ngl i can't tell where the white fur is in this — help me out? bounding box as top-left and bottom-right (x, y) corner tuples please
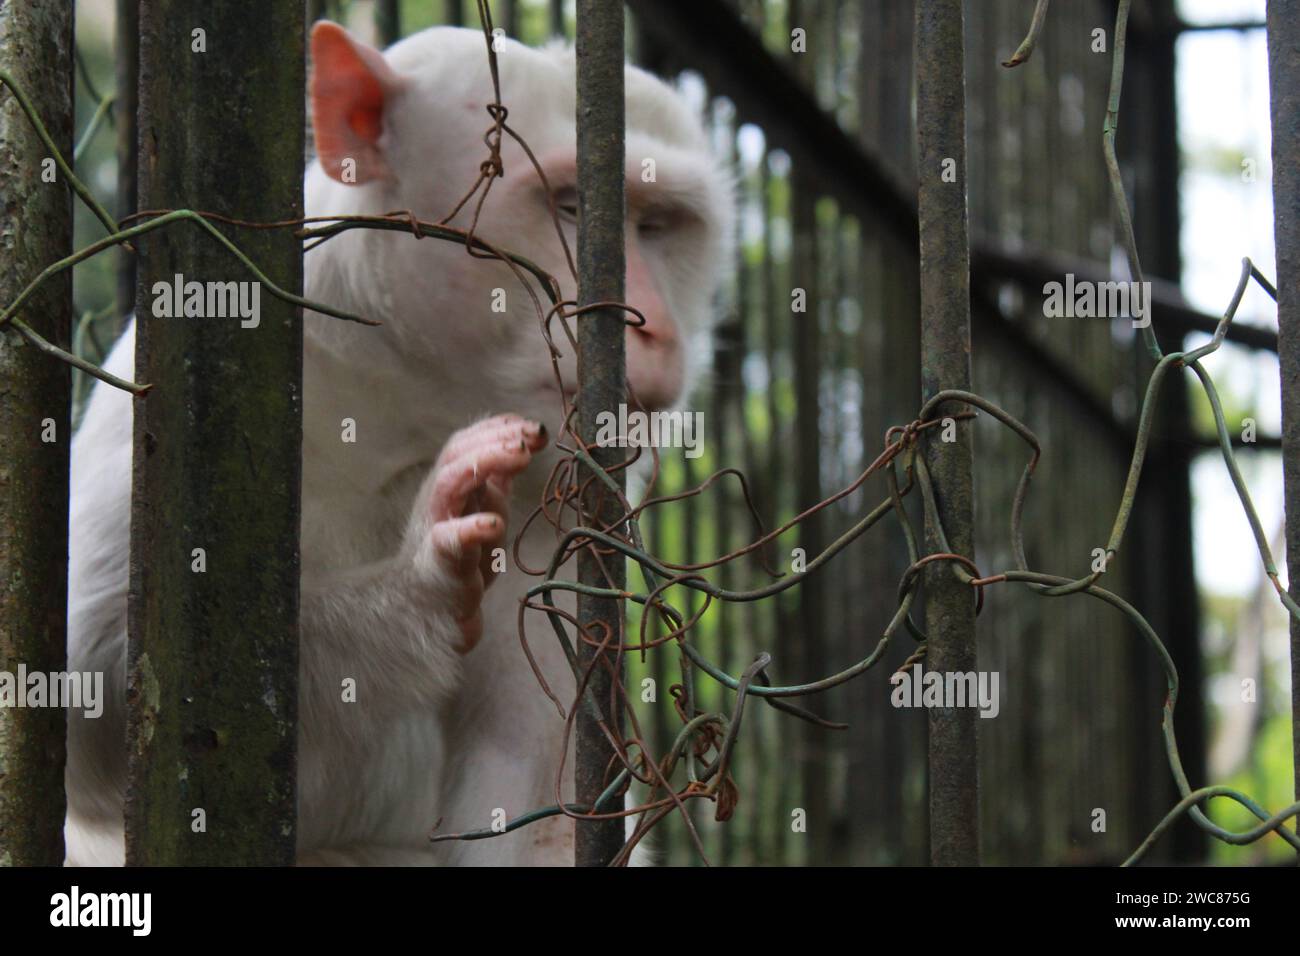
(64, 26), (732, 866)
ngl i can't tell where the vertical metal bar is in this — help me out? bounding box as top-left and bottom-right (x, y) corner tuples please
(785, 0), (825, 869)
(871, 0), (922, 864)
(1266, 0), (1300, 840)
(1131, 0), (1205, 860)
(678, 449), (704, 860)
(574, 0), (626, 867)
(732, 132), (765, 864)
(791, 174), (827, 864)
(760, 153), (789, 863)
(115, 0), (138, 325)
(712, 104), (737, 866)
(126, 0), (302, 865)
(914, 0), (979, 867)
(0, 0), (74, 867)
(376, 0), (401, 45)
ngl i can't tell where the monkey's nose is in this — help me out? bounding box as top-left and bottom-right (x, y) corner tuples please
(628, 307), (678, 351)
(626, 327), (683, 412)
(624, 240), (677, 350)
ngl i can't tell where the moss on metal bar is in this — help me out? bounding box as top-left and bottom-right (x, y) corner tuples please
(0, 0), (73, 868)
(124, 0), (303, 865)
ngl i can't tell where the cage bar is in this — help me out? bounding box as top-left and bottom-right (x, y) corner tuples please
(914, 0), (980, 866)
(0, 0), (74, 868)
(1265, 0), (1300, 846)
(573, 0), (628, 867)
(125, 0), (303, 865)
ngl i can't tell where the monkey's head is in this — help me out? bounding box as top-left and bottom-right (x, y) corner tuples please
(305, 22), (734, 440)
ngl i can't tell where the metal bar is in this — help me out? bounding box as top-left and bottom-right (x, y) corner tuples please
(115, 0), (138, 324)
(1266, 0), (1300, 850)
(0, 0), (74, 867)
(915, 0), (979, 867)
(1173, 20), (1267, 33)
(759, 153), (791, 864)
(574, 0), (627, 868)
(376, 0), (401, 45)
(126, 0), (302, 865)
(790, 171), (828, 863)
(1131, 0), (1206, 860)
(972, 244), (1280, 354)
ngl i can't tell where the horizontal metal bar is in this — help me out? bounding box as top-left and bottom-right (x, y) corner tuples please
(1173, 20), (1266, 33)
(1190, 434), (1282, 450)
(973, 242), (1280, 354)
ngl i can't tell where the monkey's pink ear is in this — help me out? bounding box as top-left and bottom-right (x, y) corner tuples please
(310, 21), (405, 184)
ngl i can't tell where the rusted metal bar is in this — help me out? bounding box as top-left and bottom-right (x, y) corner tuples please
(1266, 0), (1300, 848)
(915, 0), (979, 867)
(574, 0), (627, 867)
(126, 0), (302, 864)
(0, 0), (74, 867)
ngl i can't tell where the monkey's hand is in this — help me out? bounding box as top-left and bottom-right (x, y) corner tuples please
(402, 414), (548, 653)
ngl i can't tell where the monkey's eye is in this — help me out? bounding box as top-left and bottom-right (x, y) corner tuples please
(638, 212), (668, 238)
(550, 187), (578, 223)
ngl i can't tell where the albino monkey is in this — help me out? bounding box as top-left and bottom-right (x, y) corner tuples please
(64, 24), (733, 865)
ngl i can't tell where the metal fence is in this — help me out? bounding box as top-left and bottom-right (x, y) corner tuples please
(334, 0), (1289, 866)
(0, 0), (1295, 867)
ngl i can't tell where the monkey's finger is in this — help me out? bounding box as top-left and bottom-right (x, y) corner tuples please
(480, 479), (513, 527)
(437, 415), (545, 467)
(439, 424), (547, 478)
(431, 442), (537, 521)
(437, 416), (525, 466)
(431, 513), (504, 577)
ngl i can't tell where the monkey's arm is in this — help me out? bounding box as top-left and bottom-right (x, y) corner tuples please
(294, 414), (547, 816)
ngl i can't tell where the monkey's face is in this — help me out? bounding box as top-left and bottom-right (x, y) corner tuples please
(481, 131), (730, 418)
(309, 24), (734, 434)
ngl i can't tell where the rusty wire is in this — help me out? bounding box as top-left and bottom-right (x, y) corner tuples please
(2, 1), (1298, 866)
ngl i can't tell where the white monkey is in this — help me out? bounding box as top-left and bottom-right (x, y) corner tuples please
(64, 24), (733, 865)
